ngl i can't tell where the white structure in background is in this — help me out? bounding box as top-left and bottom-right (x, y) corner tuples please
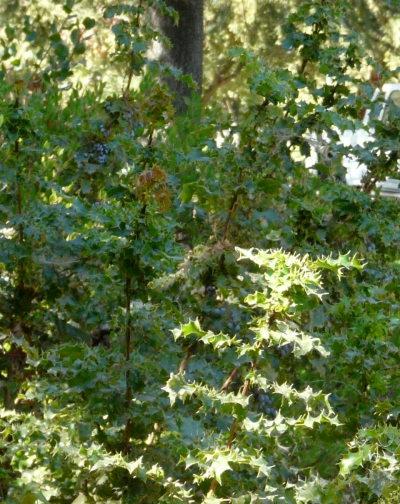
(307, 83), (400, 198)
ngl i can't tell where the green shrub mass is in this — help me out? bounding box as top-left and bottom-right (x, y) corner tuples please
(1, 1), (400, 502)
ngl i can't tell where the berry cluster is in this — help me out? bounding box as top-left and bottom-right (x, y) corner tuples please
(89, 142), (110, 165)
(75, 141), (110, 168)
(254, 391), (277, 418)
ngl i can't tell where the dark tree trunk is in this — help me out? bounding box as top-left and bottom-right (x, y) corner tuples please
(155, 0), (204, 113)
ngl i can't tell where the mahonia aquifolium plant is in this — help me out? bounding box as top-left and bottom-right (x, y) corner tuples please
(163, 248), (362, 502)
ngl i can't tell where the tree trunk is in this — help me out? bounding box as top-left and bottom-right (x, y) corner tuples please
(155, 0), (204, 113)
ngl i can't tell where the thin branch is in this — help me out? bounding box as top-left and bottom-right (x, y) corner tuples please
(208, 373), (252, 495)
(220, 366), (239, 392)
(179, 343), (196, 373)
(123, 274), (133, 452)
(203, 62), (244, 104)
(297, 57), (308, 77)
(221, 190), (240, 242)
(123, 0), (142, 96)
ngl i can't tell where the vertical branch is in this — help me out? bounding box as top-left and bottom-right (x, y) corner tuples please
(122, 203), (146, 451)
(208, 369), (252, 495)
(12, 96), (31, 315)
(221, 166), (244, 243)
(15, 141), (23, 242)
(14, 132), (25, 294)
(296, 21), (323, 78)
(124, 67), (135, 97)
(125, 274), (132, 406)
(123, 274), (133, 451)
(221, 190), (240, 243)
(124, 0), (142, 96)
(179, 342), (196, 373)
(5, 112), (29, 407)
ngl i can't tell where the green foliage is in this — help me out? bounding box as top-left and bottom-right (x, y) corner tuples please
(163, 248), (351, 501)
(1, 0), (400, 502)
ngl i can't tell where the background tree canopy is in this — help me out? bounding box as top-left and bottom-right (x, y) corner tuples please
(1, 0), (400, 503)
